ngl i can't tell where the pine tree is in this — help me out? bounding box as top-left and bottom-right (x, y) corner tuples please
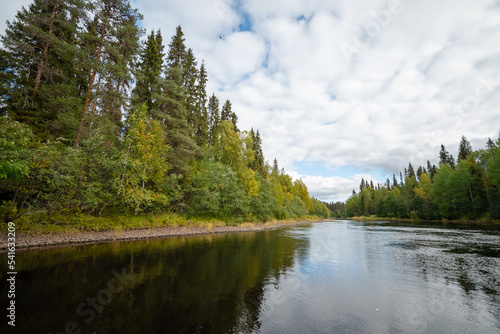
(221, 99), (230, 121)
(74, 0), (143, 148)
(250, 128), (266, 177)
(166, 25), (186, 69)
(132, 30), (164, 115)
(194, 61), (209, 145)
(207, 93), (220, 145)
(457, 135), (472, 162)
(273, 158), (279, 172)
(486, 138), (496, 149)
(407, 163), (415, 179)
(162, 66), (197, 174)
(183, 48), (198, 134)
(220, 99), (238, 131)
(393, 174), (398, 188)
(416, 166), (425, 180)
(439, 144), (455, 169)
(2, 0), (88, 139)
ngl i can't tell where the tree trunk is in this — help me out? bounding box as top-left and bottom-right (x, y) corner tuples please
(73, 4), (110, 148)
(32, 4), (57, 98)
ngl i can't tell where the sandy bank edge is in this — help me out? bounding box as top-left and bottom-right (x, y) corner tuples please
(0, 220), (321, 252)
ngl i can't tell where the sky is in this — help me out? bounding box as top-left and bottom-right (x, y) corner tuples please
(2, 0), (500, 202)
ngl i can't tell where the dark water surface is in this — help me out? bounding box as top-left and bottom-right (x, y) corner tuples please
(1, 220), (500, 333)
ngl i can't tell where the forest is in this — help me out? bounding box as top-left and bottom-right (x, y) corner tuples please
(0, 0), (331, 224)
(346, 135), (500, 221)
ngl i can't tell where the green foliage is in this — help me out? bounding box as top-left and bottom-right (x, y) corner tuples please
(311, 198), (330, 218)
(187, 160), (249, 221)
(0, 117), (34, 180)
(133, 30), (165, 113)
(249, 176), (278, 221)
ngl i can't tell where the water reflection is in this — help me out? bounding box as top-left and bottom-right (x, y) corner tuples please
(0, 220), (499, 333)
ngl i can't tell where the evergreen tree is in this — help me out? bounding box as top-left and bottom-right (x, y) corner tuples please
(486, 138), (496, 149)
(166, 25), (186, 69)
(74, 0), (143, 147)
(457, 135), (472, 162)
(162, 66), (197, 174)
(427, 160), (437, 182)
(439, 144), (455, 169)
(273, 158), (279, 172)
(416, 166), (425, 180)
(220, 99), (238, 131)
(207, 93), (220, 145)
(250, 128), (266, 177)
(407, 163), (415, 179)
(183, 48), (198, 134)
(132, 29), (164, 115)
(194, 61), (208, 145)
(393, 174), (398, 188)
(2, 0), (88, 139)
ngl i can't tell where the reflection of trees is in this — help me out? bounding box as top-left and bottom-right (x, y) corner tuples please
(0, 230), (304, 333)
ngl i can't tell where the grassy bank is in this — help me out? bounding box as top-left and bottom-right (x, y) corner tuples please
(348, 215), (500, 226)
(0, 212), (324, 235)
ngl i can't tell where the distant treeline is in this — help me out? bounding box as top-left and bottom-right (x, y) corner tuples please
(346, 135), (500, 221)
(0, 0), (330, 222)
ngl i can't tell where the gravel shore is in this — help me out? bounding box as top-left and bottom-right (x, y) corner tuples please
(1, 220), (317, 251)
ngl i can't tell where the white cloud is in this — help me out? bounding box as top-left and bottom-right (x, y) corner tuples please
(205, 31), (267, 85)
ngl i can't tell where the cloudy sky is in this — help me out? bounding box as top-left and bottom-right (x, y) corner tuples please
(2, 0), (500, 202)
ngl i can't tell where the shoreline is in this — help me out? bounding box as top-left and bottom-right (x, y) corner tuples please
(348, 216), (500, 226)
(0, 220), (322, 252)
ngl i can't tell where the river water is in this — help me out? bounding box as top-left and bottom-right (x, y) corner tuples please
(1, 220), (499, 333)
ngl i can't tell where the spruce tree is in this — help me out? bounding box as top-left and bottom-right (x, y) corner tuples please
(250, 128), (266, 177)
(166, 25), (186, 69)
(457, 135), (472, 162)
(439, 144), (455, 169)
(133, 30), (164, 115)
(273, 158), (279, 172)
(416, 166), (425, 180)
(486, 138), (496, 149)
(161, 66), (197, 174)
(221, 99), (231, 121)
(407, 163), (415, 179)
(183, 48), (198, 135)
(194, 61), (209, 145)
(221, 99), (238, 131)
(207, 94), (220, 145)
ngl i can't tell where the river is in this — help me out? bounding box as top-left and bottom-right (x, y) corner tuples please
(1, 220), (499, 333)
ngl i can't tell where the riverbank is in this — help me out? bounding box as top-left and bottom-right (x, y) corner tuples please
(349, 216), (500, 226)
(0, 219), (323, 251)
